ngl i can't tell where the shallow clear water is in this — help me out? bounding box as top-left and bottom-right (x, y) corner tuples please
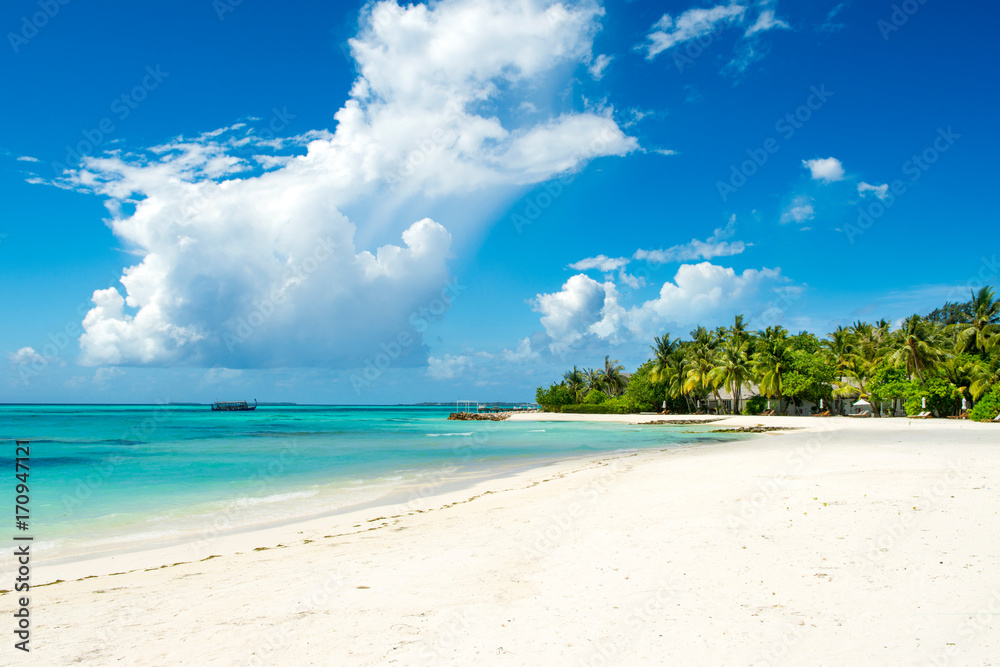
(0, 405), (744, 559)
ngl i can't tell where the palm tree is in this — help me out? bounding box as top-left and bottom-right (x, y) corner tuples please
(970, 355), (1000, 401)
(833, 355), (875, 409)
(822, 326), (853, 414)
(649, 334), (678, 384)
(690, 325), (713, 349)
(663, 343), (693, 412)
(685, 342), (721, 411)
(582, 367), (603, 393)
(562, 366), (585, 403)
(889, 314), (945, 383)
(954, 287), (1000, 355)
(711, 340), (752, 414)
(754, 326), (791, 413)
(850, 320), (891, 362)
(599, 356), (628, 397)
(730, 314), (750, 348)
(940, 356), (975, 411)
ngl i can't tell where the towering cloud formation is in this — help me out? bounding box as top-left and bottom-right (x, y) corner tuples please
(64, 0), (636, 368)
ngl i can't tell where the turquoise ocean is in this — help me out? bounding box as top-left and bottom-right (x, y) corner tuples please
(1, 405), (746, 561)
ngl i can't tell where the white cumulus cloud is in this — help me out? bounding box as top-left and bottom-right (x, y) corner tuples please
(427, 354), (471, 379)
(53, 0), (636, 369)
(803, 157), (845, 182)
(7, 347), (45, 365)
(629, 262), (783, 336)
(502, 337), (540, 363)
(532, 261), (790, 349)
(531, 274), (623, 353)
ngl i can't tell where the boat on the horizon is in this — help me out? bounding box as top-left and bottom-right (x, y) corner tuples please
(211, 399), (257, 412)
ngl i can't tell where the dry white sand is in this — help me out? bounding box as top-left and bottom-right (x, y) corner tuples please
(13, 416), (1000, 665)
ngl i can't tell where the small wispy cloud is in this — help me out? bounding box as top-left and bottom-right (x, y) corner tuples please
(781, 196), (815, 224)
(858, 181), (889, 200)
(635, 215), (746, 263)
(568, 255), (630, 273)
(589, 54), (613, 80)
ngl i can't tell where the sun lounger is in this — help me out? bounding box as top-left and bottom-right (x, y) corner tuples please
(911, 411), (932, 419)
(993, 413), (1000, 422)
(811, 410), (832, 417)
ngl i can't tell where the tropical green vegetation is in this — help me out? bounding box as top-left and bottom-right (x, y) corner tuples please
(535, 286), (1000, 421)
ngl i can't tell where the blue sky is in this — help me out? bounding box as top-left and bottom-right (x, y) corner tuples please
(2, 0), (998, 404)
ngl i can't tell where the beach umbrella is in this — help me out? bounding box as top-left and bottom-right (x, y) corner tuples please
(819, 398), (824, 410)
(962, 397), (967, 411)
(921, 397), (926, 409)
(853, 399), (871, 406)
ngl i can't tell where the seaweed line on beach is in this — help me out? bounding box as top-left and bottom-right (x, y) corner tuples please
(710, 425), (801, 433)
(3, 451), (644, 593)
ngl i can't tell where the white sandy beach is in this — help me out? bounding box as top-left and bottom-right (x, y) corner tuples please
(15, 416), (1000, 665)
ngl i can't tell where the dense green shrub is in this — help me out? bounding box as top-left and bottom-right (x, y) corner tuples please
(558, 404), (620, 414)
(620, 361), (664, 413)
(602, 396), (634, 414)
(535, 383), (573, 411)
(743, 395), (767, 415)
(583, 389), (608, 405)
(969, 385), (1000, 422)
(902, 376), (961, 416)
